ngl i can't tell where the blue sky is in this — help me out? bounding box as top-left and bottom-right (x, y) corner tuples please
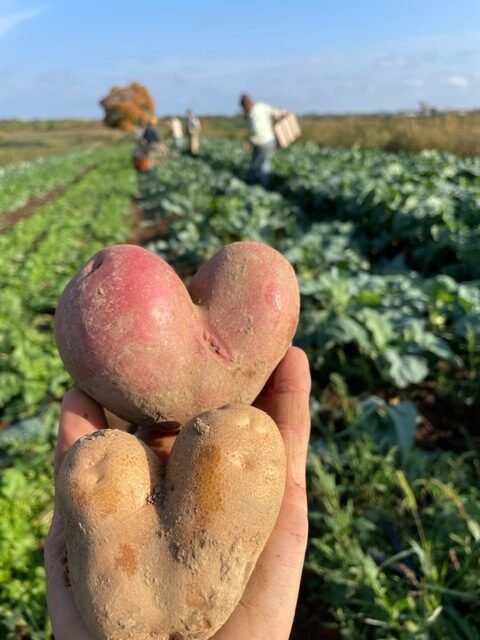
(1, 0), (479, 118)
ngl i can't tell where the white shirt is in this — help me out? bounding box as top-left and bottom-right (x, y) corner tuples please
(246, 102), (284, 146)
(170, 118), (183, 139)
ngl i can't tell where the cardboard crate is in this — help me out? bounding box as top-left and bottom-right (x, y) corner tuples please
(274, 113), (301, 148)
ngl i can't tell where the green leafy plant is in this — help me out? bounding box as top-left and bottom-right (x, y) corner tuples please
(0, 405), (59, 640)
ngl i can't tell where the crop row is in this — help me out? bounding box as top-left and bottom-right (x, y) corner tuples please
(141, 156), (480, 396)
(200, 140), (480, 280)
(0, 147), (118, 215)
(1, 140), (479, 638)
(137, 150), (480, 637)
(0, 145), (135, 422)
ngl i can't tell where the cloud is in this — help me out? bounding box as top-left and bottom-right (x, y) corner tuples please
(446, 75), (469, 88)
(1, 36), (480, 117)
(0, 7), (45, 37)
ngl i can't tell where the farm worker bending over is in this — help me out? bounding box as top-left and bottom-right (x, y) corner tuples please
(185, 109), (202, 156)
(240, 93), (287, 188)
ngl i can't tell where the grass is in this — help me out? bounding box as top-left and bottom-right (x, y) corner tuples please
(302, 388), (480, 639)
(198, 110), (480, 156)
(298, 112), (480, 156)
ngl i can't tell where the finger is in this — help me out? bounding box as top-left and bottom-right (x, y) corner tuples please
(267, 346), (311, 572)
(262, 344), (311, 558)
(55, 388), (107, 474)
(45, 508), (94, 640)
(253, 369), (274, 415)
(48, 390), (107, 639)
(256, 346), (311, 488)
(136, 426), (178, 463)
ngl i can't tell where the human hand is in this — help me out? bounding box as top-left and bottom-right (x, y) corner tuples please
(45, 346), (311, 639)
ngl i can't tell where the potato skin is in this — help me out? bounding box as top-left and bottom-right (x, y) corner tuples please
(57, 405), (286, 640)
(54, 242), (299, 429)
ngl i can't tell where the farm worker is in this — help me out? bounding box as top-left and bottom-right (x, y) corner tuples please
(185, 109), (202, 156)
(142, 115), (161, 146)
(45, 347), (312, 640)
(141, 115), (167, 165)
(240, 93), (287, 187)
(169, 116), (184, 151)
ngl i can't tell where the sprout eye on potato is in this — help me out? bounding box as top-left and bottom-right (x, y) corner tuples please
(54, 241), (300, 430)
(58, 405), (286, 640)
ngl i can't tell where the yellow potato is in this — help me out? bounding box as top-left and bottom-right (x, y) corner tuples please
(57, 405), (286, 640)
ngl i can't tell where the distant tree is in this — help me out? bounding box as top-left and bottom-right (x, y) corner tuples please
(99, 82), (156, 131)
(418, 100), (438, 117)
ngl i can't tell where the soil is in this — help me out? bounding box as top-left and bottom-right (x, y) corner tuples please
(414, 385), (480, 451)
(129, 200), (198, 283)
(291, 613), (339, 640)
(129, 201), (170, 246)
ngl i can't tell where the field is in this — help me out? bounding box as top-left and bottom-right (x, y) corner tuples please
(201, 110), (480, 156)
(1, 129), (479, 639)
(2, 110), (479, 169)
(0, 120), (125, 166)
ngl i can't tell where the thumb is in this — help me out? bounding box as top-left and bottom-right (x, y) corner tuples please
(255, 346), (311, 488)
(55, 388), (107, 474)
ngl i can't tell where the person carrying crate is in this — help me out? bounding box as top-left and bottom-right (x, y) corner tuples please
(239, 93), (287, 188)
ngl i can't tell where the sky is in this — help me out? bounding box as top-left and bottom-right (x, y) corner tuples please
(0, 0), (479, 118)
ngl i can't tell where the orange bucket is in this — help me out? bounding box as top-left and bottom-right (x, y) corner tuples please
(134, 156), (152, 171)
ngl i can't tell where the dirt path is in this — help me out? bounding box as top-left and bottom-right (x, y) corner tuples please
(0, 164), (97, 234)
(129, 201), (171, 246)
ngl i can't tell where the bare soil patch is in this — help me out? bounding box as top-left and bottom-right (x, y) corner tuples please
(129, 201), (170, 246)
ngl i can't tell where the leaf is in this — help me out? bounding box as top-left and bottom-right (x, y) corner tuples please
(386, 401), (418, 453)
(455, 312), (480, 338)
(354, 396), (418, 454)
(381, 350), (429, 387)
(357, 308), (393, 352)
(396, 470), (418, 510)
(329, 315), (373, 353)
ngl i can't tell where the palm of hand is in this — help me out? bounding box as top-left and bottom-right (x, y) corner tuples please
(45, 347), (311, 640)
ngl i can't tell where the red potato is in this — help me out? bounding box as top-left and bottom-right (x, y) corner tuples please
(55, 242), (299, 429)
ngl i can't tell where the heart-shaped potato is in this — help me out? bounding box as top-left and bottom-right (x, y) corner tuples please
(57, 405), (286, 640)
(54, 242), (299, 429)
